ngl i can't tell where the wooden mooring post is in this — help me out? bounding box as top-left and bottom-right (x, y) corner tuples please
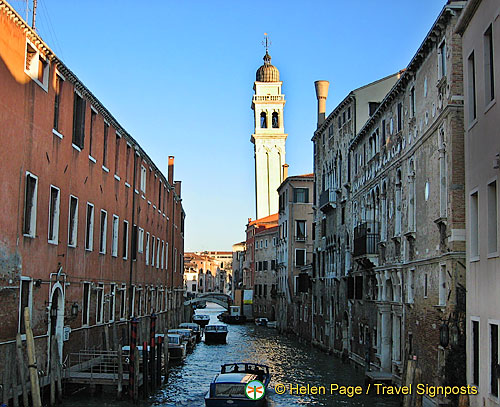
(50, 336), (56, 406)
(24, 307), (42, 407)
(3, 349), (11, 406)
(150, 314), (156, 392)
(133, 347), (139, 403)
(117, 345), (123, 400)
(142, 341), (148, 399)
(156, 336), (162, 387)
(16, 334), (29, 407)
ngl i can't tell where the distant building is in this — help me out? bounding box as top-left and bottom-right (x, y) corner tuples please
(253, 225), (278, 320)
(183, 251), (232, 296)
(456, 1), (500, 404)
(231, 241), (246, 292)
(276, 173), (314, 339)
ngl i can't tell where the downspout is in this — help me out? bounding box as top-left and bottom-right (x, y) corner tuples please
(128, 147), (138, 319)
(170, 187), (176, 328)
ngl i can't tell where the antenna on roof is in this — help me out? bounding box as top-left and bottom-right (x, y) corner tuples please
(262, 33), (271, 52)
(32, 0), (37, 30)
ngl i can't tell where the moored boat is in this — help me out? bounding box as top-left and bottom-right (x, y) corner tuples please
(204, 324), (228, 344)
(218, 306), (247, 324)
(193, 314), (210, 328)
(205, 363), (271, 406)
(255, 317), (268, 326)
(167, 333), (187, 362)
(168, 328), (196, 351)
(179, 322), (202, 343)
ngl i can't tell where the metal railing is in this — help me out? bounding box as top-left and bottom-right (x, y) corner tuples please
(353, 222), (380, 257)
(319, 189), (337, 211)
(253, 95), (285, 102)
(67, 350), (127, 380)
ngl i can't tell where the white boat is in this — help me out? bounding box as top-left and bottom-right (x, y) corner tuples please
(204, 325), (228, 344)
(167, 333), (187, 362)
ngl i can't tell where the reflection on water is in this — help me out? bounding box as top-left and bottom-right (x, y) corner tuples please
(65, 303), (400, 406)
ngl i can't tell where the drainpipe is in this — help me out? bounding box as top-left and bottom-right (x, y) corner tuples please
(128, 147), (138, 320)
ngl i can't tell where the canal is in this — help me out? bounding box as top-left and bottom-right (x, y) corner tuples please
(65, 303), (400, 406)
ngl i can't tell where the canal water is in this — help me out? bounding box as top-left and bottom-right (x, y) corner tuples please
(65, 303), (400, 406)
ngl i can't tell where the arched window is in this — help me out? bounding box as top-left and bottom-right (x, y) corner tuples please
(260, 112), (267, 128)
(272, 112), (279, 128)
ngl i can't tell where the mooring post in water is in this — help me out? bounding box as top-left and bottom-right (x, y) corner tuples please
(142, 341), (148, 399)
(117, 345), (123, 400)
(50, 336), (56, 406)
(3, 349), (11, 407)
(16, 334), (29, 407)
(150, 313), (156, 392)
(133, 347), (139, 403)
(129, 318), (138, 400)
(163, 335), (169, 380)
(156, 336), (162, 386)
(24, 307), (42, 407)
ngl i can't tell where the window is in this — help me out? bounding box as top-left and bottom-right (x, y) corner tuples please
(410, 87), (416, 118)
(140, 165), (147, 193)
(296, 220), (306, 240)
(82, 282), (91, 326)
(138, 228), (144, 253)
(158, 181), (162, 209)
(85, 203), (94, 251)
(53, 74), (63, 133)
(488, 181), (498, 254)
(424, 273), (428, 298)
(438, 265), (446, 306)
(485, 25), (495, 103)
(491, 323), (499, 397)
(397, 102), (402, 132)
(296, 248), (306, 266)
(338, 115), (342, 128)
(96, 283), (104, 324)
(161, 240), (165, 269)
(25, 40), (49, 89)
(72, 92), (85, 149)
(468, 52), (477, 122)
(115, 134), (121, 175)
(470, 191), (479, 258)
(122, 220), (129, 260)
(103, 123), (109, 168)
(111, 215), (119, 257)
(355, 276), (363, 300)
(126, 145), (131, 182)
(439, 41), (447, 79)
(293, 188), (309, 203)
(151, 236), (156, 267)
(272, 112), (279, 128)
(260, 112), (267, 128)
(89, 109), (96, 158)
(18, 278), (32, 335)
(472, 319), (480, 386)
(99, 210), (107, 254)
(108, 284), (116, 322)
(118, 285), (126, 320)
(23, 172), (38, 237)
(165, 242), (169, 269)
(347, 106), (351, 120)
(48, 186), (60, 244)
(145, 232), (150, 265)
(68, 195), (78, 247)
(131, 224), (137, 261)
(156, 237), (160, 268)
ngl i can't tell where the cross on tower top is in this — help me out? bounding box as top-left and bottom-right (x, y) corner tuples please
(262, 33), (271, 52)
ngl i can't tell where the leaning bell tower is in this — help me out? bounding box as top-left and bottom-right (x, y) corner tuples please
(251, 34), (287, 219)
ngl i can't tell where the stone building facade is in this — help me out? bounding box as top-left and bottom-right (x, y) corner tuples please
(276, 174), (314, 340)
(253, 225), (278, 320)
(0, 0), (186, 389)
(310, 2), (467, 406)
(456, 1), (500, 405)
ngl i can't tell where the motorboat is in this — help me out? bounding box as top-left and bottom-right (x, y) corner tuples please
(218, 306), (247, 324)
(204, 325), (228, 344)
(205, 363), (271, 406)
(166, 334), (186, 362)
(255, 317), (268, 326)
(179, 322), (202, 343)
(193, 314), (211, 328)
(267, 321), (277, 328)
(168, 328), (196, 351)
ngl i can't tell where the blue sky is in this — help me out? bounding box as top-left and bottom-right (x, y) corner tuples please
(11, 0), (447, 251)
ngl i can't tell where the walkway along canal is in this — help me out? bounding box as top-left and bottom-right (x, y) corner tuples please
(64, 303), (399, 406)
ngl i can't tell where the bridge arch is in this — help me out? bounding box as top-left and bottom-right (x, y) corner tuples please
(184, 293), (232, 310)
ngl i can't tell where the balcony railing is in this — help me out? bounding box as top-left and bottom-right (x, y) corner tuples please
(319, 189), (337, 212)
(253, 95), (285, 102)
(353, 222), (380, 257)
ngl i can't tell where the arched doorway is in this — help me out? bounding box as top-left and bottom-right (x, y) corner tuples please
(49, 283), (64, 361)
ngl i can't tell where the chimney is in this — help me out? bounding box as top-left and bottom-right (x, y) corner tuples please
(174, 181), (181, 197)
(314, 80), (330, 128)
(168, 156), (174, 185)
(283, 163), (289, 180)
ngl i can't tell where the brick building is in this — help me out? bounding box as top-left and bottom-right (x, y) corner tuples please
(0, 0), (186, 388)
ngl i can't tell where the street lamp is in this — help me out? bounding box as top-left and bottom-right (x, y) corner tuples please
(71, 302), (79, 317)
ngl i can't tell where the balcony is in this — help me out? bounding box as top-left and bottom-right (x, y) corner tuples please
(319, 189), (337, 212)
(253, 95), (285, 102)
(353, 222), (380, 264)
